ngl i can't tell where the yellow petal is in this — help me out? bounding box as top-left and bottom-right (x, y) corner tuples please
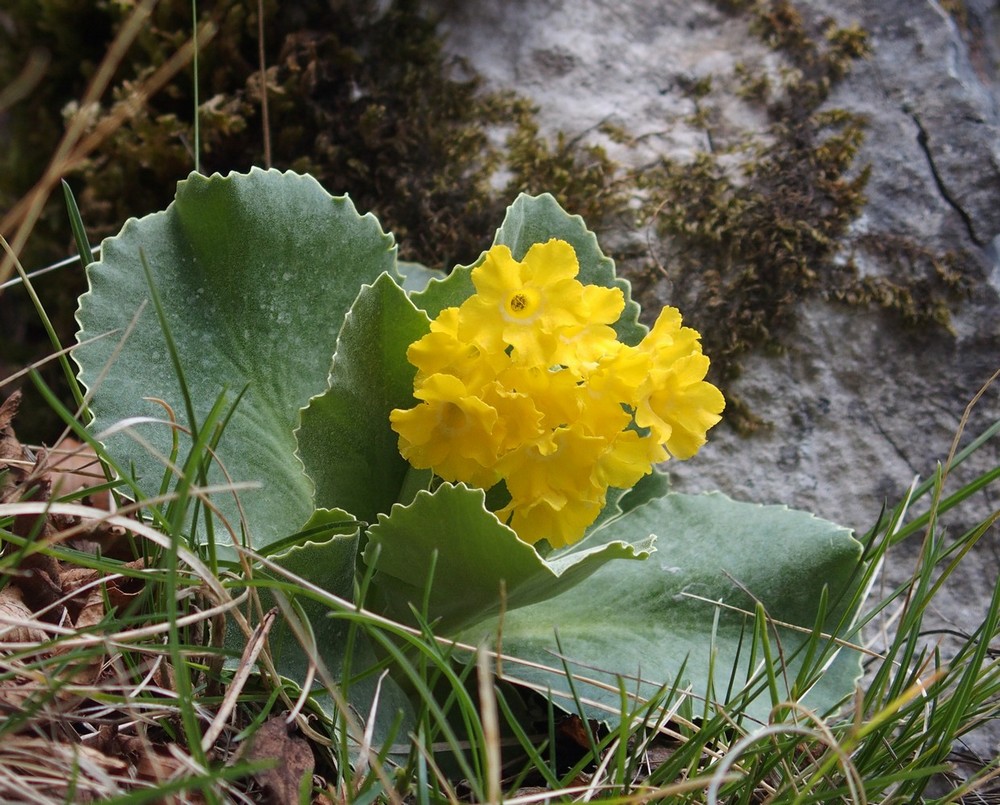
(502, 496), (604, 548)
(521, 238), (581, 285)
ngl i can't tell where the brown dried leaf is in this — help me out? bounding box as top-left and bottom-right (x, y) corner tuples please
(0, 390), (31, 503)
(0, 557), (152, 710)
(0, 673), (41, 711)
(8, 473), (65, 613)
(106, 559), (147, 607)
(0, 389), (22, 432)
(43, 437), (112, 510)
(0, 581), (53, 712)
(40, 438), (133, 556)
(60, 565), (110, 629)
(244, 715), (315, 804)
(556, 714), (601, 749)
(49, 561), (151, 697)
(133, 744), (191, 786)
(644, 737), (681, 768)
(114, 733), (207, 802)
(0, 583), (48, 644)
(70, 577), (108, 633)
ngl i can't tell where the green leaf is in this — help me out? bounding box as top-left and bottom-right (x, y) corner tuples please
(364, 482), (655, 633)
(396, 260), (446, 294)
(411, 193), (645, 346)
(460, 491), (865, 721)
(262, 508), (413, 742)
(262, 509), (361, 675)
(617, 468), (671, 513)
(297, 274), (430, 525)
(589, 469), (671, 533)
(74, 169), (396, 553)
(409, 255), (476, 320)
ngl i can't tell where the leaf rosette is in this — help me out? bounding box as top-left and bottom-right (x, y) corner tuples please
(74, 169), (865, 730)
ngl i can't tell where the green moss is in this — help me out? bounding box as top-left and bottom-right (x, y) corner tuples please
(503, 113), (630, 231)
(832, 235), (970, 329)
(0, 0), (636, 269)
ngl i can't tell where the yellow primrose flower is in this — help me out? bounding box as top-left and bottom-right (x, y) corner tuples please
(497, 426), (663, 546)
(479, 382), (548, 455)
(389, 236), (723, 548)
(631, 306), (725, 459)
(458, 240), (623, 367)
(549, 284), (626, 372)
(634, 351), (725, 459)
(638, 306), (703, 368)
(572, 343), (648, 439)
(496, 364), (582, 440)
(497, 426), (607, 516)
(550, 321), (621, 375)
(595, 429), (667, 490)
(389, 373), (501, 488)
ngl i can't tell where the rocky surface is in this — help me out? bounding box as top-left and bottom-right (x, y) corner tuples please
(428, 0), (1000, 759)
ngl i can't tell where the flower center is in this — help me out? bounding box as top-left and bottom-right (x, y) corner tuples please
(504, 287), (540, 320)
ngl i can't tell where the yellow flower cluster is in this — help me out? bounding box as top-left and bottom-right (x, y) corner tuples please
(390, 239), (725, 548)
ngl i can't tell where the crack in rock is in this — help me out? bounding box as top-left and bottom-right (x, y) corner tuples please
(910, 111), (985, 247)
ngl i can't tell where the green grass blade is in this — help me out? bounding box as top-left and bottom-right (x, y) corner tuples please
(62, 179), (95, 270)
(0, 235), (87, 412)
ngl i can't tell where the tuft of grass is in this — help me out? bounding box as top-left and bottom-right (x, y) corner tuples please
(3, 327), (998, 801)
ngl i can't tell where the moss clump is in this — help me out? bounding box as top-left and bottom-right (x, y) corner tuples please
(634, 0), (967, 431)
(51, 0), (513, 268)
(831, 234), (970, 328)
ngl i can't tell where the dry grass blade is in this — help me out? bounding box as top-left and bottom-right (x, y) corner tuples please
(0, 334), (114, 393)
(0, 735), (131, 803)
(199, 607), (277, 754)
(477, 647), (502, 804)
(0, 501), (227, 600)
(0, 486), (256, 802)
(0, 48), (48, 114)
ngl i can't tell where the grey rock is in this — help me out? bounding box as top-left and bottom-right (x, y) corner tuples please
(428, 0), (1000, 763)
